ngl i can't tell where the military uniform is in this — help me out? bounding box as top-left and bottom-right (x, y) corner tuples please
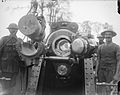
(97, 42), (120, 83)
(96, 42), (120, 95)
(0, 36), (25, 95)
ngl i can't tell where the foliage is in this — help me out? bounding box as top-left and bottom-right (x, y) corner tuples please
(42, 0), (72, 25)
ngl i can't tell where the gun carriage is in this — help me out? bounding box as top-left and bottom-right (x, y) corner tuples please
(17, 11), (99, 95)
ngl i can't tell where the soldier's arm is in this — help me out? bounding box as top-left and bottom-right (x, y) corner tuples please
(113, 45), (120, 81)
(0, 37), (5, 72)
(0, 37), (5, 50)
(16, 37), (23, 51)
(95, 45), (101, 77)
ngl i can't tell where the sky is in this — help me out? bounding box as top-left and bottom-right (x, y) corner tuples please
(69, 0), (120, 45)
(0, 0), (120, 45)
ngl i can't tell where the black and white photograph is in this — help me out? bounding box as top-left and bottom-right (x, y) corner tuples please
(0, 0), (120, 95)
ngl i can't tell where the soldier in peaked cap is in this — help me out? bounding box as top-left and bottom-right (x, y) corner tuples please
(0, 23), (26, 95)
(96, 29), (120, 95)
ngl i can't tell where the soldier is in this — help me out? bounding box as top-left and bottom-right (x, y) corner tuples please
(96, 29), (120, 95)
(0, 23), (25, 95)
(93, 34), (104, 71)
(97, 34), (104, 45)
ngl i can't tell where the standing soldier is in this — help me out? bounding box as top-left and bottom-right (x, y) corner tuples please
(94, 34), (104, 72)
(92, 34), (104, 71)
(0, 23), (25, 95)
(97, 34), (104, 45)
(96, 29), (120, 95)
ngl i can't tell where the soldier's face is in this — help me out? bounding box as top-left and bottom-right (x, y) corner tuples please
(9, 28), (18, 34)
(104, 32), (112, 42)
(98, 37), (104, 41)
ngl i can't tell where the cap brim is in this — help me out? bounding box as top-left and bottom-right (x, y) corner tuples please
(6, 27), (18, 29)
(101, 30), (117, 37)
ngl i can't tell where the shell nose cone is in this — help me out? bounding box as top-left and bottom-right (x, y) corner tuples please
(72, 38), (84, 54)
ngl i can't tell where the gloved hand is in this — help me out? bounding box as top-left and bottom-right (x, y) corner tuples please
(113, 74), (120, 84)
